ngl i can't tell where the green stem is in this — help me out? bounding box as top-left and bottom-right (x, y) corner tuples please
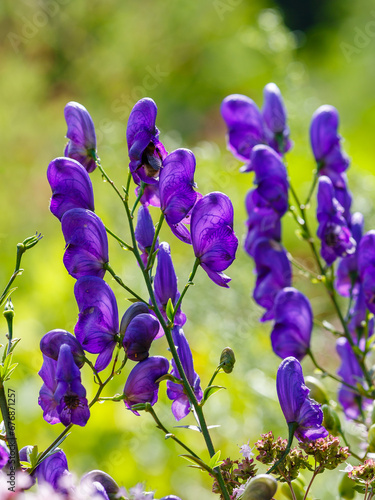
(267, 421), (297, 474)
(303, 170), (318, 207)
(105, 226), (133, 251)
(172, 258), (200, 323)
(146, 213), (165, 271)
(207, 365), (223, 389)
(130, 182), (145, 216)
(0, 384), (20, 469)
(95, 157), (125, 203)
(29, 424), (73, 473)
(104, 263), (149, 305)
(338, 430), (363, 462)
(145, 405), (201, 459)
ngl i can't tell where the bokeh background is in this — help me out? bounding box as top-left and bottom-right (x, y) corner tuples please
(1, 0), (375, 498)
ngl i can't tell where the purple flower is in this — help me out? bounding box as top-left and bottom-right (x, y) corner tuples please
(310, 105), (349, 174)
(80, 470), (120, 499)
(35, 449), (70, 492)
(251, 145), (289, 216)
(64, 101), (97, 173)
(0, 441), (9, 470)
(221, 94), (265, 172)
(123, 356), (169, 415)
(244, 190), (281, 257)
(358, 231), (375, 314)
(348, 286), (374, 340)
(277, 357), (328, 441)
(252, 238), (292, 321)
(336, 338), (370, 420)
(167, 326), (203, 421)
(271, 288), (312, 361)
(61, 208), (109, 279)
(123, 313), (160, 361)
(54, 344), (90, 426)
(316, 176), (356, 266)
(74, 276), (118, 371)
(126, 98), (168, 185)
(191, 192), (238, 288)
(154, 242), (186, 326)
(47, 157), (95, 221)
(335, 211), (363, 297)
(159, 148), (198, 244)
(38, 355), (60, 424)
(262, 83), (291, 154)
(135, 205), (158, 266)
(40, 329), (85, 368)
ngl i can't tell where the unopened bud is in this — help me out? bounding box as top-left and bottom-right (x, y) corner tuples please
(220, 347), (236, 373)
(3, 299), (14, 321)
(242, 474), (277, 500)
(338, 472), (356, 499)
(322, 404), (341, 436)
(305, 376), (329, 405)
(368, 424), (375, 453)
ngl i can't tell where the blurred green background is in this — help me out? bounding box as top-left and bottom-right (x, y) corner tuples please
(1, 0), (375, 498)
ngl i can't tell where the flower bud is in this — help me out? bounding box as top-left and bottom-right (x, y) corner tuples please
(367, 424), (375, 453)
(305, 376), (329, 405)
(322, 404), (341, 436)
(3, 299), (14, 321)
(220, 347), (236, 373)
(242, 474), (277, 500)
(338, 472), (356, 499)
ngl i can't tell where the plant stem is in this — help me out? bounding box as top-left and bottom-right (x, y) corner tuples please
(338, 430), (364, 462)
(105, 263), (149, 305)
(172, 258), (200, 323)
(145, 405), (201, 459)
(146, 212), (165, 271)
(0, 384), (20, 469)
(207, 365), (223, 389)
(105, 226), (133, 251)
(267, 421), (297, 474)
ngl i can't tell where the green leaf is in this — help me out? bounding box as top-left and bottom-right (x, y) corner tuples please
(353, 485), (366, 493)
(208, 450), (222, 469)
(203, 385), (225, 404)
(8, 338), (21, 355)
(29, 446), (39, 467)
(34, 434), (70, 468)
(20, 461), (32, 469)
(166, 298), (174, 322)
(179, 455), (212, 473)
(174, 425), (201, 432)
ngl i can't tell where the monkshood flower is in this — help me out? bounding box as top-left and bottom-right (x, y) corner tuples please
(277, 357), (328, 441)
(123, 313), (160, 361)
(190, 192), (238, 287)
(244, 190), (281, 257)
(262, 83), (291, 154)
(0, 442), (9, 470)
(135, 205), (158, 266)
(167, 326), (203, 420)
(358, 230), (375, 314)
(40, 329), (85, 368)
(252, 238), (292, 321)
(159, 148), (198, 243)
(35, 449), (70, 492)
(54, 344), (90, 426)
(81, 470), (120, 500)
(348, 286), (374, 340)
(38, 355), (60, 424)
(154, 242), (186, 326)
(336, 338), (370, 420)
(251, 145), (289, 216)
(221, 94), (265, 172)
(335, 212), (364, 297)
(316, 176), (355, 266)
(270, 288), (312, 361)
(64, 101), (97, 173)
(61, 208), (109, 279)
(47, 157), (95, 221)
(310, 105), (351, 220)
(75, 276), (118, 371)
(123, 356), (169, 415)
(126, 97), (168, 185)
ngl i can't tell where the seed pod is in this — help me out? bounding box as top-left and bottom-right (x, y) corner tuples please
(220, 347), (236, 373)
(305, 376), (329, 405)
(242, 474), (277, 500)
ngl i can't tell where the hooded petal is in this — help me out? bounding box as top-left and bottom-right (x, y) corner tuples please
(123, 313), (160, 361)
(135, 205), (157, 255)
(40, 329), (85, 368)
(35, 449), (70, 492)
(61, 208), (109, 279)
(47, 157), (95, 220)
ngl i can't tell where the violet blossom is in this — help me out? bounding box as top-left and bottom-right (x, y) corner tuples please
(358, 230), (375, 314)
(316, 176), (355, 266)
(38, 355), (60, 425)
(74, 276), (119, 371)
(270, 288), (312, 361)
(81, 470), (120, 499)
(154, 242), (186, 326)
(190, 192), (238, 288)
(123, 356), (169, 415)
(47, 157), (95, 221)
(123, 313), (160, 362)
(135, 205), (158, 266)
(276, 357), (328, 441)
(159, 148), (198, 243)
(40, 329), (85, 368)
(166, 326), (203, 421)
(252, 238), (292, 321)
(64, 101), (97, 173)
(262, 82), (291, 154)
(0, 442), (9, 470)
(34, 449), (70, 492)
(61, 208), (109, 279)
